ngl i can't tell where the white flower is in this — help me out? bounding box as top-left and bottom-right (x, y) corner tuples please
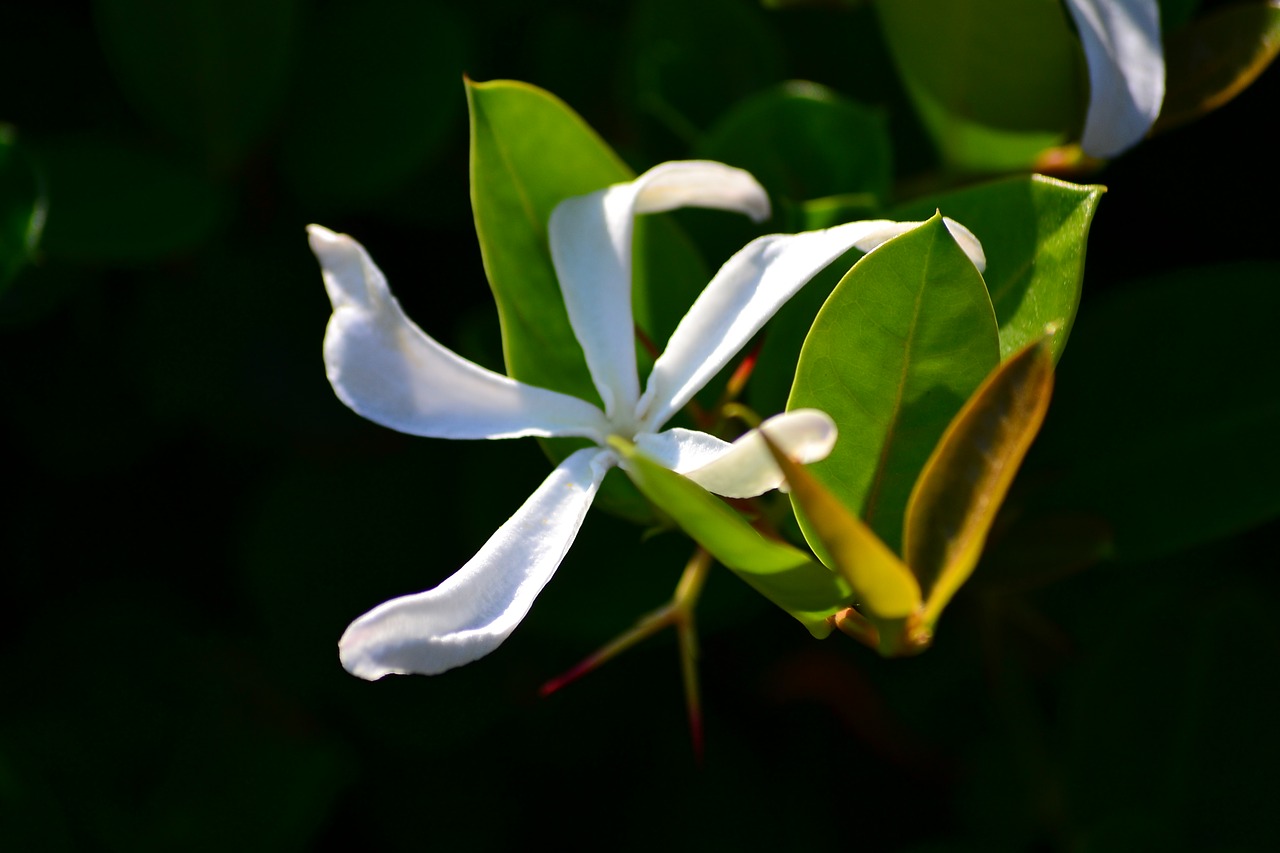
(1064, 0), (1165, 157)
(308, 160), (985, 679)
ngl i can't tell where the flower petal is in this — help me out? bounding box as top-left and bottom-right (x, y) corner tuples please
(339, 447), (616, 678)
(636, 218), (984, 431)
(633, 428), (732, 475)
(310, 225), (609, 441)
(636, 409), (837, 499)
(548, 161), (770, 426)
(1065, 0), (1164, 158)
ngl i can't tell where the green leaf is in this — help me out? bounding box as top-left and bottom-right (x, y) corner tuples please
(904, 337), (1055, 630)
(875, 0), (1086, 172)
(761, 434), (920, 623)
(93, 0), (297, 169)
(626, 0), (783, 144)
(467, 78), (708, 405)
(466, 79), (711, 522)
(892, 175), (1104, 363)
(696, 81), (893, 207)
(1030, 262), (1280, 561)
(0, 128), (46, 292)
(468, 78), (631, 405)
(788, 215), (1000, 553)
(613, 439), (851, 637)
(1154, 0), (1280, 134)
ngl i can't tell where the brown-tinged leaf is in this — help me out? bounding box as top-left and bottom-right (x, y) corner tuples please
(903, 336), (1055, 628)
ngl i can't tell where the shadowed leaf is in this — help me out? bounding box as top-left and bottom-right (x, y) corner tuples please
(875, 0), (1086, 171)
(0, 128), (45, 292)
(697, 81), (893, 206)
(1155, 1), (1280, 133)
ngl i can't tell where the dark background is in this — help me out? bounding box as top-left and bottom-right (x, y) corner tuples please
(3, 1), (1277, 850)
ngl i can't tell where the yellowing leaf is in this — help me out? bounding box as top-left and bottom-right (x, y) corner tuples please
(761, 433), (921, 622)
(903, 336), (1055, 629)
(612, 439), (853, 637)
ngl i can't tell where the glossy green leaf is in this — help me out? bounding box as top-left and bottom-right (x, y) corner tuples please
(1030, 262), (1280, 561)
(0, 128), (45, 292)
(875, 0), (1086, 172)
(467, 78), (708, 406)
(1154, 1), (1280, 134)
(468, 78), (631, 405)
(761, 434), (920, 622)
(696, 81), (893, 207)
(788, 215), (1000, 554)
(612, 439), (851, 637)
(93, 0), (297, 169)
(892, 175), (1104, 363)
(904, 337), (1055, 629)
(467, 79), (712, 522)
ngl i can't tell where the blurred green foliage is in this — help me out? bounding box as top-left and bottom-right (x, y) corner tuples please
(2, 0), (1278, 850)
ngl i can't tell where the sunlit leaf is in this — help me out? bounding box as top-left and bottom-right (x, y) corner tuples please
(613, 439), (851, 637)
(1029, 261), (1280, 561)
(904, 337), (1055, 629)
(892, 175), (1104, 363)
(0, 128), (45, 292)
(1154, 0), (1280, 133)
(789, 215), (1000, 553)
(467, 78), (708, 405)
(697, 81), (893, 208)
(761, 433), (920, 623)
(468, 79), (630, 405)
(466, 79), (711, 522)
(874, 0), (1086, 171)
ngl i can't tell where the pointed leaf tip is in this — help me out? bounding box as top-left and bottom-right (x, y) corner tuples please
(761, 431), (921, 622)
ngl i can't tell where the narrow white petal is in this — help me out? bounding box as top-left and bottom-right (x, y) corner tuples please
(548, 162), (770, 426)
(309, 225), (609, 441)
(1065, 0), (1164, 158)
(674, 409), (838, 498)
(339, 447), (616, 678)
(633, 428), (732, 475)
(637, 217), (983, 431)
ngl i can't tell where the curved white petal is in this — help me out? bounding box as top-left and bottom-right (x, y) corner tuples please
(939, 218), (986, 273)
(310, 225), (610, 441)
(1065, 0), (1164, 158)
(633, 428), (732, 475)
(636, 217), (983, 431)
(339, 447), (616, 679)
(677, 409), (838, 498)
(548, 161), (770, 426)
